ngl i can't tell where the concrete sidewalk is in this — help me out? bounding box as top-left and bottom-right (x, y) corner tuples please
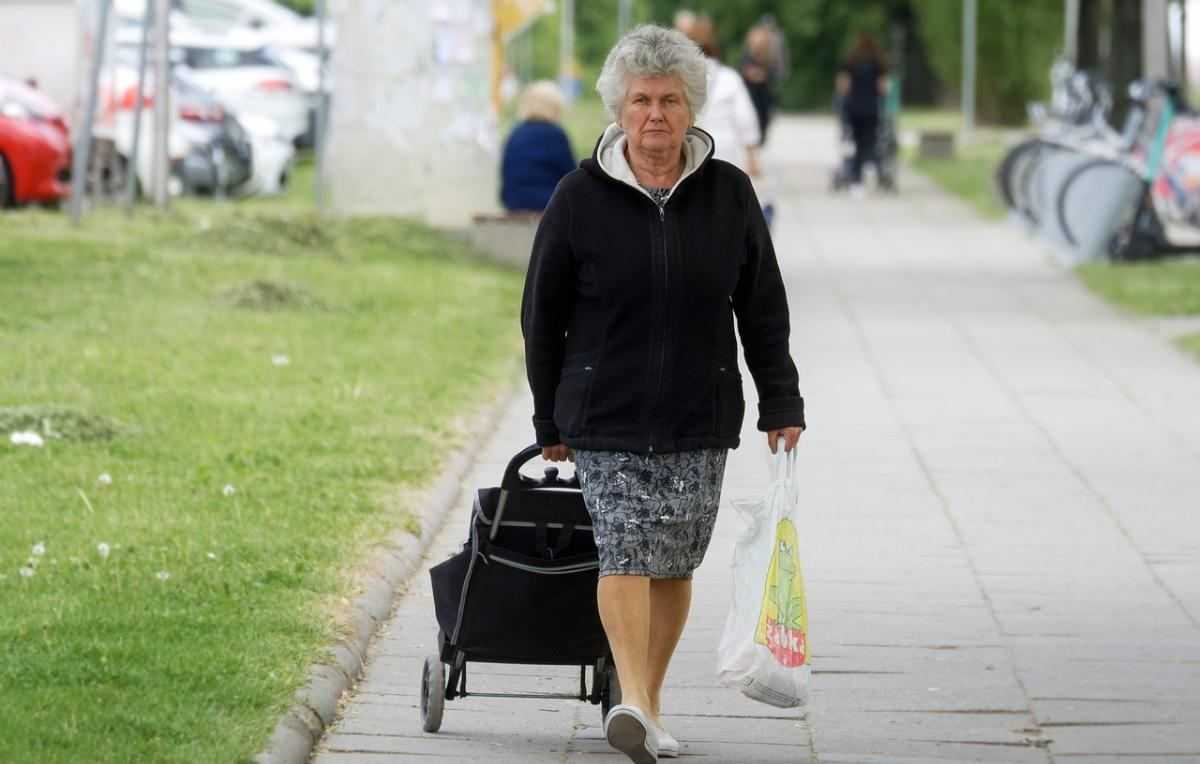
(312, 116), (1200, 763)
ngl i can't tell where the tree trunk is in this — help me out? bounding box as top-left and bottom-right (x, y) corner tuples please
(1077, 0), (1103, 71)
(1108, 0), (1143, 124)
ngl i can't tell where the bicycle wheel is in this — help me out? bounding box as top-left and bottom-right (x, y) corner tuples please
(1055, 157), (1142, 247)
(995, 137), (1041, 210)
(1012, 140), (1057, 224)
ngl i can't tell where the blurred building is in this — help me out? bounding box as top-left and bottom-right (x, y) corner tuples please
(0, 0), (82, 112)
(324, 0), (499, 226)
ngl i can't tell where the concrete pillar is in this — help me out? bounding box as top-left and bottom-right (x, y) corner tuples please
(1144, 0), (1171, 80)
(324, 0), (499, 227)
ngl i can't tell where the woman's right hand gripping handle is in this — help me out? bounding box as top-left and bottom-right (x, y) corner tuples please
(542, 444), (574, 463)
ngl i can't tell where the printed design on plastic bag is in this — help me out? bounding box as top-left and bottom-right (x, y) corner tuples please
(754, 518), (808, 668)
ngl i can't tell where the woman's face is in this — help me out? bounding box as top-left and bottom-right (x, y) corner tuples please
(619, 75), (691, 157)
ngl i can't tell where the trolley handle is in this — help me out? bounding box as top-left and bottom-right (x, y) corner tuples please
(500, 444), (580, 492)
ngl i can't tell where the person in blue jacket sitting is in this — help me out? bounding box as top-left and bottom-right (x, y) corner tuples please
(501, 81), (576, 213)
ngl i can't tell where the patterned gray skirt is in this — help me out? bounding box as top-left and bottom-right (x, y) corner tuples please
(574, 449), (729, 579)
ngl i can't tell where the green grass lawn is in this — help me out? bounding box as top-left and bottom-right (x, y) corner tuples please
(560, 97), (611, 159)
(1077, 258), (1200, 356)
(1077, 259), (1200, 315)
(907, 136), (1008, 219)
(1181, 333), (1200, 358)
(899, 108), (1012, 219)
(0, 167), (524, 762)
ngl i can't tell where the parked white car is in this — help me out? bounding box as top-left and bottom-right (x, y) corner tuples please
(171, 0), (333, 146)
(167, 28), (310, 145)
(174, 0), (336, 49)
(94, 62), (255, 198)
(238, 112), (294, 195)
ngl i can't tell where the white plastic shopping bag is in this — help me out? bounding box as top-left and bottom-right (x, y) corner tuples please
(717, 447), (810, 708)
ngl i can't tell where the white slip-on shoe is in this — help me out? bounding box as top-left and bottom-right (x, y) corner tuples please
(654, 723), (679, 758)
(604, 704), (658, 764)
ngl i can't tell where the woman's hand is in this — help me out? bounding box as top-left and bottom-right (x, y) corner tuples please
(768, 427), (804, 454)
(542, 444), (574, 462)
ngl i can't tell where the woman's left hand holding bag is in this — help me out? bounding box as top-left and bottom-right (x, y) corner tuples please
(768, 427), (804, 454)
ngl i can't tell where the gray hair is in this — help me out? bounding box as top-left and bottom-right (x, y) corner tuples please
(596, 24), (708, 121)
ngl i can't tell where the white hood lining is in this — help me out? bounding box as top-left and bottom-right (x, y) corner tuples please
(595, 123), (714, 204)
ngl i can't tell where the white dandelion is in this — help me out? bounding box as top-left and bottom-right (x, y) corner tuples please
(271, 354), (290, 366)
(19, 566), (35, 578)
(156, 570), (171, 581)
(222, 484), (236, 497)
(10, 431), (45, 447)
(206, 552), (217, 561)
(31, 542), (46, 557)
(98, 473), (113, 486)
(97, 542), (111, 560)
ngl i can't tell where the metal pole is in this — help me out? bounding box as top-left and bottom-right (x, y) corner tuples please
(152, 0), (171, 207)
(962, 0), (977, 135)
(617, 0), (631, 39)
(1064, 0), (1080, 64)
(1182, 0), (1190, 93)
(1144, 0), (1170, 80)
(559, 0), (575, 101)
(70, 0), (113, 225)
(315, 0), (328, 212)
(125, 0), (153, 214)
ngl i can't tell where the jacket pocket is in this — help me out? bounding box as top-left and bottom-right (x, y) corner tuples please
(715, 365), (745, 437)
(553, 363), (595, 437)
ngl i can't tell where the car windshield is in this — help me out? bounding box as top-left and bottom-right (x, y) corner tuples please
(183, 45), (277, 69)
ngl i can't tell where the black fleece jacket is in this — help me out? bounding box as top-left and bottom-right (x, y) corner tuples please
(521, 128), (805, 454)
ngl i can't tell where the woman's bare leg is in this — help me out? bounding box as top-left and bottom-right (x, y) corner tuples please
(598, 575), (652, 712)
(646, 577), (692, 725)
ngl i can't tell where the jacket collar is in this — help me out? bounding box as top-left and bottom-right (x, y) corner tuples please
(588, 123), (715, 204)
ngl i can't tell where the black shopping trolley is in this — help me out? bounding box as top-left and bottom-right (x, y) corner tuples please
(421, 445), (621, 732)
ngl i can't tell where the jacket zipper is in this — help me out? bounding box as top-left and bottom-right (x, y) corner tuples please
(649, 200), (668, 453)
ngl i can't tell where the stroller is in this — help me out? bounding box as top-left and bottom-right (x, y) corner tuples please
(831, 81), (900, 192)
(422, 445), (621, 732)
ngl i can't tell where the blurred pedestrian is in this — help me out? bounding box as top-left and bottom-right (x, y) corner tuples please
(523, 24), (804, 763)
(835, 32), (889, 193)
(672, 8), (697, 37)
(500, 80), (576, 213)
(740, 19), (786, 144)
(685, 16), (761, 178)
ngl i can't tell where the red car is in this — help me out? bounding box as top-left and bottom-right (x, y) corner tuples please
(0, 76), (71, 207)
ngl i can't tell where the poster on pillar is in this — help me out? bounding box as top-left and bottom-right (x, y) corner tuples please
(325, 0), (500, 224)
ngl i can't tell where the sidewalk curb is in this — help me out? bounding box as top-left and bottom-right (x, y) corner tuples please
(254, 374), (520, 764)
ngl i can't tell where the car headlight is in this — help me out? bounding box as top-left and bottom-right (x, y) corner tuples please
(1, 100), (33, 120)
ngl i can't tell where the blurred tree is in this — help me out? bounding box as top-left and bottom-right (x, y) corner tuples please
(912, 0), (1064, 124)
(276, 0), (313, 14)
(1106, 0), (1142, 123)
(1077, 0), (1104, 72)
(467, 1), (1072, 122)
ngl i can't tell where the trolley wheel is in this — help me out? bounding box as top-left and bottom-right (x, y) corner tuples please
(600, 659), (622, 719)
(420, 655), (445, 733)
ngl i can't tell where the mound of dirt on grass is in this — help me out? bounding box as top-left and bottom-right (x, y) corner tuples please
(1, 406), (123, 443)
(219, 280), (327, 311)
(202, 213), (335, 257)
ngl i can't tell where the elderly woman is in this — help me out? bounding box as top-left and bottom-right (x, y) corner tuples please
(520, 25), (804, 764)
(500, 80), (577, 213)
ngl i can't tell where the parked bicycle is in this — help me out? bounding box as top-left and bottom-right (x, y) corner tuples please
(1055, 81), (1200, 260)
(996, 60), (1200, 263)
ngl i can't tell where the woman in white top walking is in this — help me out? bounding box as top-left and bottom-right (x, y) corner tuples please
(684, 17), (761, 177)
